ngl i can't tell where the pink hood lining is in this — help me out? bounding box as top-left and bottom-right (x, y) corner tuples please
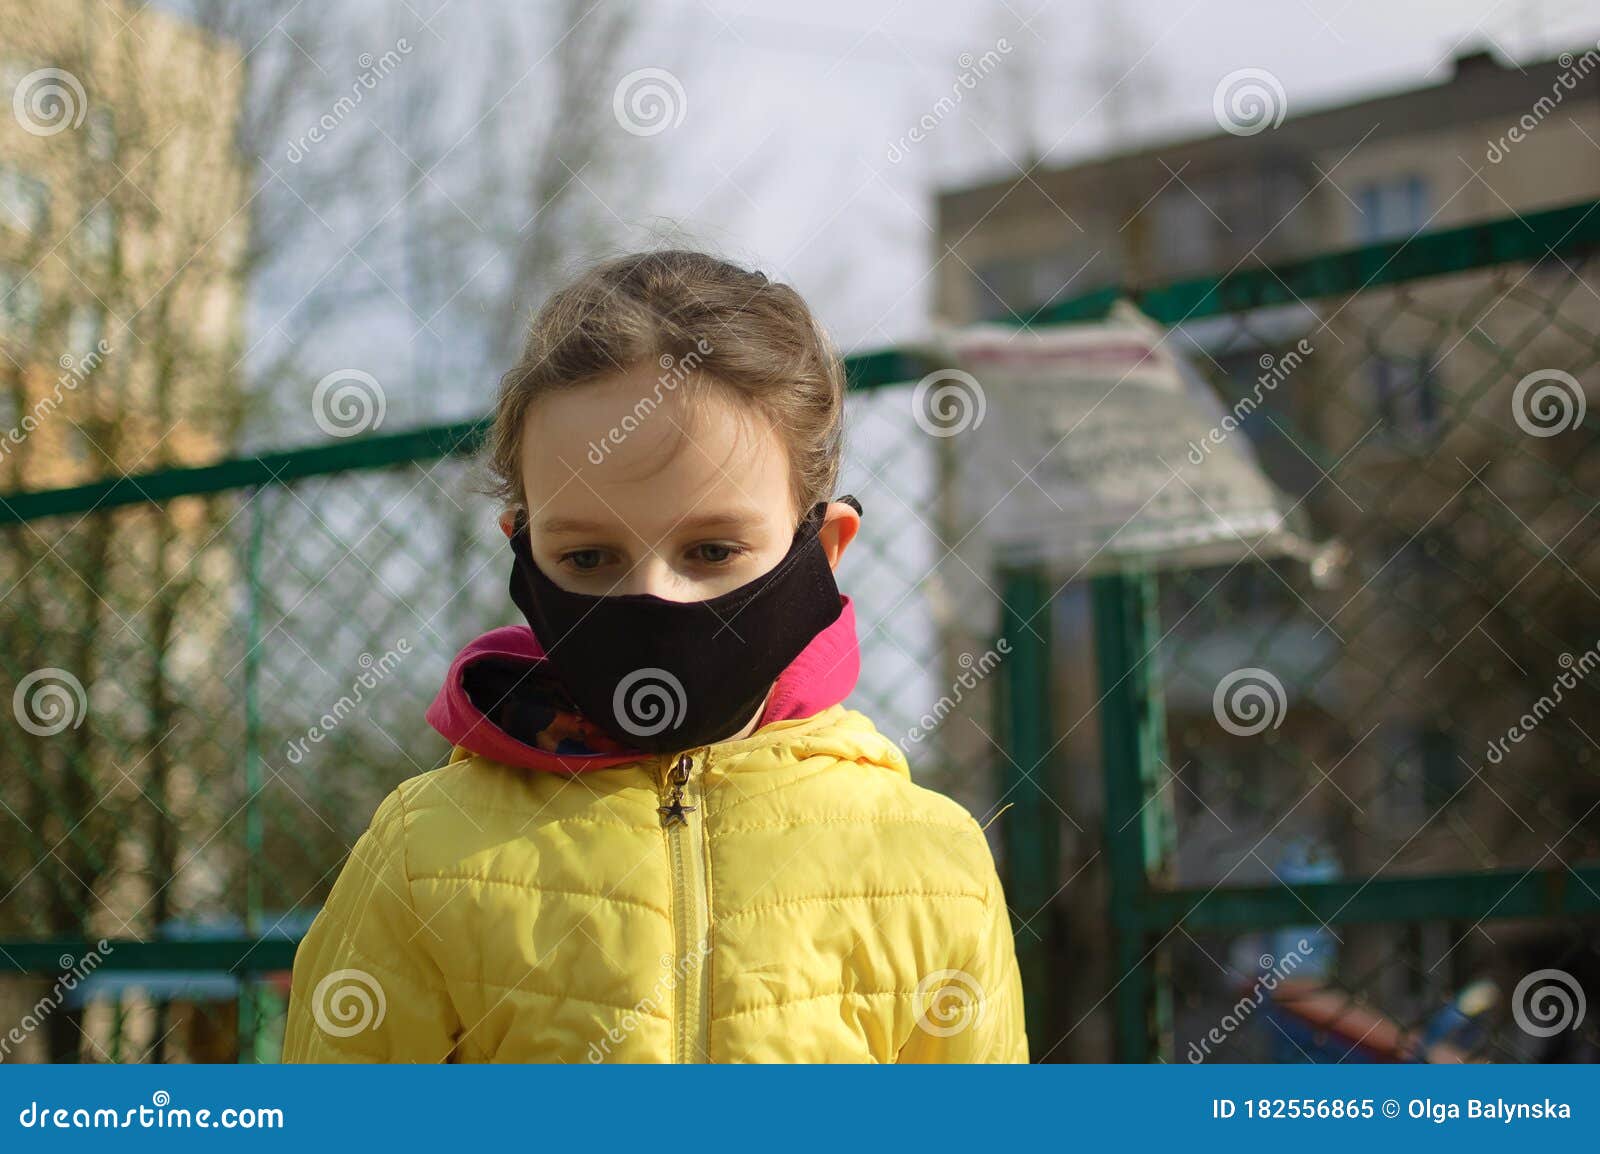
(424, 595), (861, 774)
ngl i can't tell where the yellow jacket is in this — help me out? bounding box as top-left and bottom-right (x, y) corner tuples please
(283, 613), (1027, 1063)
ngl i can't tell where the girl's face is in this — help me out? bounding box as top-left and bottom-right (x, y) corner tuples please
(501, 361), (857, 602)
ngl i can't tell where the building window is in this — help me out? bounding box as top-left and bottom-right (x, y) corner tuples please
(1352, 175), (1429, 243)
(973, 256), (1030, 320)
(1370, 352), (1441, 441)
(0, 165), (49, 233)
(0, 58), (30, 96)
(1380, 529), (1454, 613)
(67, 303), (104, 353)
(972, 246), (1110, 321)
(0, 265), (42, 336)
(87, 108), (116, 162)
(80, 205), (115, 264)
(1153, 189), (1218, 273)
(1418, 726), (1460, 810)
(1378, 722), (1459, 817)
(66, 422), (95, 464)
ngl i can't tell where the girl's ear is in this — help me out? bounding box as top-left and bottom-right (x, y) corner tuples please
(816, 500), (861, 571)
(497, 508), (519, 539)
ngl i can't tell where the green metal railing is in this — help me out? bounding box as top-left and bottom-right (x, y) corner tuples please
(4, 198), (1600, 1062)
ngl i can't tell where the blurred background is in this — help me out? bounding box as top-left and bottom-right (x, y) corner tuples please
(2, 0), (1600, 1063)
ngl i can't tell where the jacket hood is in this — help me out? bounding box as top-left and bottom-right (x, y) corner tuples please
(425, 594), (888, 774)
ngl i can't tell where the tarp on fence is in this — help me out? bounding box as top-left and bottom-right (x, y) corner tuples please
(928, 301), (1314, 575)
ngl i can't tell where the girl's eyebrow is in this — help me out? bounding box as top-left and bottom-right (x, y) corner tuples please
(675, 510), (762, 532)
(536, 515), (612, 535)
(536, 510), (760, 536)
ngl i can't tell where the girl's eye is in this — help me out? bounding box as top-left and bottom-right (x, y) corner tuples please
(690, 542), (745, 565)
(561, 549), (608, 571)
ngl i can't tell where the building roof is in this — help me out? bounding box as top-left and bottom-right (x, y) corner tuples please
(938, 47), (1593, 223)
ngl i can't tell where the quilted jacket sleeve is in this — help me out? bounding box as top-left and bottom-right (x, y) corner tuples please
(282, 788), (461, 1062)
(898, 844), (1030, 1064)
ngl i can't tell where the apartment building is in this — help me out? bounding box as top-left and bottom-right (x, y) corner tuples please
(0, 0), (247, 490)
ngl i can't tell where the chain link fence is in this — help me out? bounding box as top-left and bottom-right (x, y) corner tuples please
(1083, 205), (1600, 1063)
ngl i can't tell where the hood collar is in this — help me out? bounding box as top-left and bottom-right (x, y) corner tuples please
(425, 595), (864, 774)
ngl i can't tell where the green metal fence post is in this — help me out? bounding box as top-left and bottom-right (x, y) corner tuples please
(1091, 570), (1173, 1062)
(239, 487), (266, 1062)
(997, 566), (1057, 1049)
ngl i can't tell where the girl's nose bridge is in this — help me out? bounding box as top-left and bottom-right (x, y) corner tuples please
(622, 550), (684, 600)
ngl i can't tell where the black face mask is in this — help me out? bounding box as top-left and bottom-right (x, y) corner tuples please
(507, 496), (859, 753)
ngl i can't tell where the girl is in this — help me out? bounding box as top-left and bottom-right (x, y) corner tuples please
(283, 250), (1028, 1063)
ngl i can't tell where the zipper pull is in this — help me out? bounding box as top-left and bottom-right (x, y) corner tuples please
(657, 752), (697, 827)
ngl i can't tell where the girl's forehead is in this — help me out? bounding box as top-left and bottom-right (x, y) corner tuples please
(520, 371), (792, 536)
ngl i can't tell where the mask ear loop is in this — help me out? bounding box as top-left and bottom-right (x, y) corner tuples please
(796, 493), (861, 537)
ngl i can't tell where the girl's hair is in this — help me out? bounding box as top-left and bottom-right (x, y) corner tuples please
(488, 249), (846, 520)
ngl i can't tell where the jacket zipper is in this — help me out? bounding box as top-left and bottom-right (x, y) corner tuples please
(658, 749), (711, 1063)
